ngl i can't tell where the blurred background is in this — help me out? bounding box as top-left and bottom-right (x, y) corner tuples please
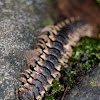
(48, 0), (100, 37)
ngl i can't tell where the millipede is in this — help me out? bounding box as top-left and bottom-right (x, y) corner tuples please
(15, 17), (93, 100)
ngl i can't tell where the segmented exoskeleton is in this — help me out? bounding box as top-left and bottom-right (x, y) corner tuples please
(15, 17), (93, 100)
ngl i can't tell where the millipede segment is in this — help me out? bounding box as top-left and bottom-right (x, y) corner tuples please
(15, 17), (93, 100)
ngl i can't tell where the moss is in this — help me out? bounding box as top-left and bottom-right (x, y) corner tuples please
(14, 82), (17, 86)
(28, 5), (34, 13)
(21, 3), (27, 10)
(43, 18), (53, 26)
(50, 79), (64, 94)
(70, 37), (100, 69)
(93, 77), (98, 81)
(0, 77), (2, 81)
(44, 79), (64, 100)
(29, 22), (34, 30)
(90, 77), (98, 86)
(21, 3), (34, 13)
(45, 96), (55, 100)
(90, 81), (96, 86)
(99, 63), (100, 67)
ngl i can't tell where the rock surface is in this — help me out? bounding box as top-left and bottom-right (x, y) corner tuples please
(0, 0), (52, 100)
(64, 66), (100, 100)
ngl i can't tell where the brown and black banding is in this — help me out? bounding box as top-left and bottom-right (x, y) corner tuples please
(27, 78), (45, 96)
(40, 54), (60, 70)
(15, 17), (93, 100)
(30, 71), (49, 91)
(34, 65), (53, 84)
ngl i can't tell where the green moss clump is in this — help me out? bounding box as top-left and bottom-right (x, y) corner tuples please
(45, 96), (55, 100)
(44, 79), (64, 100)
(90, 81), (96, 86)
(71, 37), (100, 69)
(50, 79), (64, 94)
(21, 3), (34, 13)
(14, 82), (18, 86)
(21, 3), (27, 10)
(0, 77), (2, 81)
(28, 5), (34, 13)
(90, 77), (98, 86)
(29, 22), (34, 30)
(43, 18), (53, 26)
(61, 37), (100, 91)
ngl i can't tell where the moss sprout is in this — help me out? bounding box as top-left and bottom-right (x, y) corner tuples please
(43, 18), (53, 26)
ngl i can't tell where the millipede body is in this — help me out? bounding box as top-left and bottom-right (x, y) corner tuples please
(15, 17), (93, 100)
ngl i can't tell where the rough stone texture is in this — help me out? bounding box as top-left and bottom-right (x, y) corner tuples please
(0, 0), (52, 100)
(64, 66), (100, 100)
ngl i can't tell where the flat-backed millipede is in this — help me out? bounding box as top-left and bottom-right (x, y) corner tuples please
(15, 17), (93, 100)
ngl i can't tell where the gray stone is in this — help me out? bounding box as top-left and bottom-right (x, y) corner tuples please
(0, 0), (52, 100)
(64, 66), (100, 100)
